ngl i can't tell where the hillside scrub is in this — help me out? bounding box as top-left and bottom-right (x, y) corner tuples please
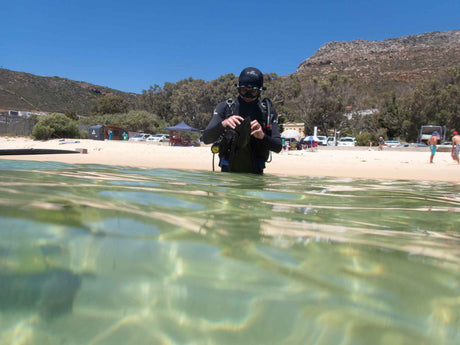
(81, 110), (167, 134)
(84, 67), (459, 144)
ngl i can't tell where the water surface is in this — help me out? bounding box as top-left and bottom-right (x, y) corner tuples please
(0, 160), (459, 344)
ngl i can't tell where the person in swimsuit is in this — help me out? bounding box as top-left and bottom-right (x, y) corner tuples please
(378, 137), (385, 151)
(427, 131), (440, 164)
(451, 131), (460, 164)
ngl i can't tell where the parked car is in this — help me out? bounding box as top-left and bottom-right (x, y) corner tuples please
(147, 134), (170, 142)
(385, 140), (401, 147)
(337, 137), (356, 147)
(327, 136), (336, 146)
(316, 136), (328, 146)
(128, 133), (151, 142)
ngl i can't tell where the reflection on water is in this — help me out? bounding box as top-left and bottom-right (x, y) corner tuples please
(0, 159), (458, 345)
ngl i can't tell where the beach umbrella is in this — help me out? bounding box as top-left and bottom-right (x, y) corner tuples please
(281, 129), (301, 139)
(304, 135), (319, 142)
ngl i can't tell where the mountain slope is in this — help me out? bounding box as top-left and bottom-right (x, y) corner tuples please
(0, 69), (137, 115)
(296, 30), (460, 93)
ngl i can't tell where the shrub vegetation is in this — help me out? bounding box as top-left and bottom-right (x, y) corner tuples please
(32, 113), (80, 140)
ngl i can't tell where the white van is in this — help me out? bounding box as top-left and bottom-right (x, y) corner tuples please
(337, 137), (356, 147)
(147, 134), (170, 142)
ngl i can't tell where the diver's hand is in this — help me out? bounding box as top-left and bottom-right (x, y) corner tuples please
(222, 115), (244, 129)
(250, 120), (264, 140)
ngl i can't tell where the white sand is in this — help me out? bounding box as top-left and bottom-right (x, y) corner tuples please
(0, 137), (459, 182)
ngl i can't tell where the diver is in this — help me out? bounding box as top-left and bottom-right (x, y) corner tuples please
(202, 67), (282, 174)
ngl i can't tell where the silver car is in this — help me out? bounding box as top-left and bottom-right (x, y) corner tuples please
(385, 140), (401, 147)
(128, 133), (151, 142)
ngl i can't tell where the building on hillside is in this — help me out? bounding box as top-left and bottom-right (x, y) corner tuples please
(8, 110), (46, 117)
(344, 109), (379, 120)
(283, 122), (305, 137)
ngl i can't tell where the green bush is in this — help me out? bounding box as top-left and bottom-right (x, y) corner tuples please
(79, 129), (89, 139)
(355, 132), (378, 146)
(32, 113), (80, 140)
(32, 125), (55, 140)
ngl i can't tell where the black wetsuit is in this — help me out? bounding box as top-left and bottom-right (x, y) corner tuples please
(202, 96), (282, 173)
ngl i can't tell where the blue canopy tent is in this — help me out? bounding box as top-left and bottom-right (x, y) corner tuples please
(165, 121), (200, 132)
(165, 121), (201, 146)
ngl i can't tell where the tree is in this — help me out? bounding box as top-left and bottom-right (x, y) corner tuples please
(80, 110), (167, 134)
(400, 66), (460, 141)
(91, 95), (130, 115)
(122, 110), (167, 133)
(376, 93), (406, 139)
(291, 75), (357, 135)
(127, 65), (458, 141)
(138, 84), (173, 120)
(204, 73), (238, 108)
(65, 110), (78, 120)
(169, 78), (211, 129)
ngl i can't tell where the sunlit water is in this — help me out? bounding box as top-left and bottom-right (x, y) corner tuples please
(0, 159), (458, 345)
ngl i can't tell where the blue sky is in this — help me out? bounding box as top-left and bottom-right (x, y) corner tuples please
(2, 0), (459, 93)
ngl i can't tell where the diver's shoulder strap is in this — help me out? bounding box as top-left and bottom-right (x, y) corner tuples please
(224, 98), (236, 118)
(259, 98), (273, 130)
(260, 98), (274, 163)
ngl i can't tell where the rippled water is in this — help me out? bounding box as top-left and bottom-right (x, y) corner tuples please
(0, 159), (459, 345)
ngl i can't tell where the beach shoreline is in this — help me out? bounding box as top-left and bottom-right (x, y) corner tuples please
(1, 137), (459, 182)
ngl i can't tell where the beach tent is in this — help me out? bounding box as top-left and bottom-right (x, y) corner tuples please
(165, 121), (200, 132)
(89, 125), (129, 140)
(88, 125), (105, 140)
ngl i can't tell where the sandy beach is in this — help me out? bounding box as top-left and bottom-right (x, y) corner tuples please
(0, 137), (459, 182)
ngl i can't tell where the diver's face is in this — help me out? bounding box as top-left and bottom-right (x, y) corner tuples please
(238, 87), (260, 102)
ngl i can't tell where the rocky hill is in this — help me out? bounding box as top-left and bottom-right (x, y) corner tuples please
(0, 68), (137, 115)
(1, 30), (458, 115)
(296, 30), (460, 93)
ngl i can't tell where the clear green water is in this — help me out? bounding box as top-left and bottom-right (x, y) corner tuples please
(0, 159), (459, 345)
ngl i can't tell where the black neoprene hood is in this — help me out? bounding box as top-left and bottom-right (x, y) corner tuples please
(237, 67), (265, 90)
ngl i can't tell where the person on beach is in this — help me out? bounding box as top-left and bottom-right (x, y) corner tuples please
(378, 137), (385, 151)
(451, 131), (460, 164)
(202, 67), (282, 174)
(427, 131), (440, 163)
